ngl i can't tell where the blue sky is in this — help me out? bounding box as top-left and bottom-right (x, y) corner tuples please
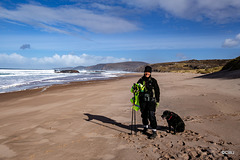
(0, 0), (240, 69)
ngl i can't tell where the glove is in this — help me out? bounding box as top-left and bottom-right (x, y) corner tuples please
(156, 102), (159, 108)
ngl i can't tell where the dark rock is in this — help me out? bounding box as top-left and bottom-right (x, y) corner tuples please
(55, 70), (79, 73)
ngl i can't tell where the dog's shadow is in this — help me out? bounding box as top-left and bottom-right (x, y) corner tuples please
(84, 113), (168, 133)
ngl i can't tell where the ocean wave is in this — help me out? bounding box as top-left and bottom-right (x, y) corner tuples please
(0, 69), (128, 93)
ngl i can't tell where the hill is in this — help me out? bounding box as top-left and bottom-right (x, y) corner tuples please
(57, 58), (239, 74)
(136, 59), (230, 74)
(197, 56), (240, 79)
(72, 66), (86, 70)
(74, 61), (148, 71)
(221, 56), (240, 71)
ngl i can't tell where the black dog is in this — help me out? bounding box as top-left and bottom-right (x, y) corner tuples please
(161, 110), (185, 134)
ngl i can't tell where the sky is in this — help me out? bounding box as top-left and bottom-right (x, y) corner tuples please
(0, 0), (240, 69)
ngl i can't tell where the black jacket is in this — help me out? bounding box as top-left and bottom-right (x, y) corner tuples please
(137, 75), (160, 102)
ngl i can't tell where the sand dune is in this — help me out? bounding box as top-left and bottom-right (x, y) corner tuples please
(0, 73), (239, 160)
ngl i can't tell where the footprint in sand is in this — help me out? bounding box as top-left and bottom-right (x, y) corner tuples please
(119, 130), (235, 160)
(179, 130), (204, 141)
(183, 116), (203, 123)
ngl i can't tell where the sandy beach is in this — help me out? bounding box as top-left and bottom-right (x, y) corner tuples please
(0, 72), (239, 160)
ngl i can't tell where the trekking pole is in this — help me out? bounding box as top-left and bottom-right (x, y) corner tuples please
(130, 107), (134, 135)
(134, 109), (137, 135)
(130, 83), (136, 135)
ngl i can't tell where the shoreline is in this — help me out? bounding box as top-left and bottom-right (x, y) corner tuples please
(0, 69), (135, 95)
(0, 73), (140, 102)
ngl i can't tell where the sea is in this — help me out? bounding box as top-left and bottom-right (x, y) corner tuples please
(0, 69), (129, 93)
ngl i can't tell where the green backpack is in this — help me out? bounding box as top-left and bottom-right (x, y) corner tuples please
(130, 83), (145, 111)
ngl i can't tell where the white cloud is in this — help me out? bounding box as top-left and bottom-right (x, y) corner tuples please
(0, 53), (27, 65)
(0, 4), (139, 34)
(0, 53), (131, 69)
(222, 33), (240, 48)
(123, 0), (240, 23)
(236, 33), (240, 40)
(222, 39), (239, 48)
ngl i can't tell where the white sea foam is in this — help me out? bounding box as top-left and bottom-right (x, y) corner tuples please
(0, 69), (129, 93)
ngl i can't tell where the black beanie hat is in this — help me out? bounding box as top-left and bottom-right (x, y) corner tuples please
(144, 66), (152, 73)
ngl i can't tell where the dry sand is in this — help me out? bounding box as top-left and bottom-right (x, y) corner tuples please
(0, 73), (239, 160)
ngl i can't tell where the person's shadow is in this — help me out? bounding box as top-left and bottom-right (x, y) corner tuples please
(84, 113), (168, 134)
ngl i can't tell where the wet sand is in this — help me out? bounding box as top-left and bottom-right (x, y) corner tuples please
(0, 72), (239, 160)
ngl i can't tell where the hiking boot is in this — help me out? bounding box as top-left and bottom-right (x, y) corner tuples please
(149, 131), (157, 139)
(142, 127), (148, 134)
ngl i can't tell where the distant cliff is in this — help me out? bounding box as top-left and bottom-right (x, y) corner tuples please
(74, 61), (148, 71)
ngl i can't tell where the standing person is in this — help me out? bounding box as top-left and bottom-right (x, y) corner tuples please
(137, 66), (160, 139)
